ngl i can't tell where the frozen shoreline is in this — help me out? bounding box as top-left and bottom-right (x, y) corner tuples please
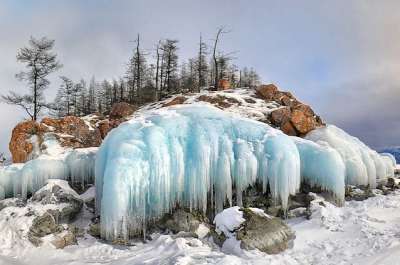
(1, 189), (400, 265)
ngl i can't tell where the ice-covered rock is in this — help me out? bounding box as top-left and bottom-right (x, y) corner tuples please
(95, 104), (395, 241)
(96, 104), (301, 240)
(0, 180), (84, 248)
(306, 125), (394, 187)
(292, 137), (346, 204)
(0, 147), (97, 199)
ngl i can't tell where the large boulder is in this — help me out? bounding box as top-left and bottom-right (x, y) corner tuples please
(29, 212), (60, 239)
(257, 84), (324, 136)
(213, 207), (295, 254)
(9, 116), (102, 163)
(9, 120), (44, 163)
(98, 102), (137, 137)
(290, 104), (318, 134)
(156, 209), (209, 238)
(41, 116), (102, 149)
(237, 208), (295, 254)
(31, 179), (83, 222)
(109, 102), (136, 121)
(256, 84), (279, 101)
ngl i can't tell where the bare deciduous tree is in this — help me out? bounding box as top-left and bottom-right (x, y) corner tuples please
(212, 27), (229, 91)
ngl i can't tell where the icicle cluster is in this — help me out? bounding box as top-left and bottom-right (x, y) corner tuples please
(306, 125), (394, 187)
(292, 137), (346, 203)
(95, 105), (301, 240)
(0, 148), (97, 200)
(95, 105), (395, 240)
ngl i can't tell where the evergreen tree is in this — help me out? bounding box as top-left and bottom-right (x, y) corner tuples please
(54, 76), (74, 117)
(2, 37), (62, 120)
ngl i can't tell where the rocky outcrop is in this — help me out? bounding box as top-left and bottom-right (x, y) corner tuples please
(31, 180), (83, 222)
(98, 102), (136, 138)
(163, 96), (187, 107)
(41, 116), (102, 149)
(9, 120), (44, 163)
(213, 207), (295, 254)
(156, 209), (209, 237)
(29, 212), (61, 239)
(9, 116), (102, 162)
(257, 84), (324, 136)
(26, 180), (83, 247)
(51, 228), (78, 249)
(237, 208), (295, 254)
(97, 120), (110, 139)
(109, 102), (136, 122)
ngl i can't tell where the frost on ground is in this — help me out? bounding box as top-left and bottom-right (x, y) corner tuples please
(1, 190), (400, 265)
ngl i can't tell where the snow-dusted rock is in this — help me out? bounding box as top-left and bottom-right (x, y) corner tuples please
(157, 209), (209, 236)
(9, 115), (102, 163)
(31, 179), (83, 222)
(0, 180), (84, 248)
(213, 206), (295, 254)
(0, 197), (25, 211)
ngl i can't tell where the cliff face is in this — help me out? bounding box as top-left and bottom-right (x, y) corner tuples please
(8, 84), (323, 163)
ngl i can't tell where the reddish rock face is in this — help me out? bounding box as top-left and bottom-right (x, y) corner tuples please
(270, 107), (291, 126)
(41, 116), (102, 149)
(163, 96), (187, 107)
(218, 79), (231, 90)
(97, 120), (110, 139)
(256, 84), (279, 100)
(257, 84), (324, 136)
(109, 102), (136, 121)
(197, 94), (241, 109)
(9, 116), (103, 163)
(280, 121), (298, 136)
(9, 121), (44, 163)
(107, 102), (136, 131)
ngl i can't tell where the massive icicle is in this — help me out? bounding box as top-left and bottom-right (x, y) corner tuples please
(95, 105), (301, 240)
(0, 148), (97, 199)
(292, 137), (346, 204)
(306, 125), (393, 187)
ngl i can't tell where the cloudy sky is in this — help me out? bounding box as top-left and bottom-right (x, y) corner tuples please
(0, 0), (399, 155)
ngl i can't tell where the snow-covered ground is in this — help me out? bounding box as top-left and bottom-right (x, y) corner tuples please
(1, 190), (400, 265)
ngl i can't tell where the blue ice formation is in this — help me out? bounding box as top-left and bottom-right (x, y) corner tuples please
(292, 137), (346, 203)
(380, 147), (400, 164)
(306, 125), (394, 187)
(0, 148), (97, 200)
(95, 105), (395, 240)
(381, 153), (397, 168)
(95, 105), (301, 240)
